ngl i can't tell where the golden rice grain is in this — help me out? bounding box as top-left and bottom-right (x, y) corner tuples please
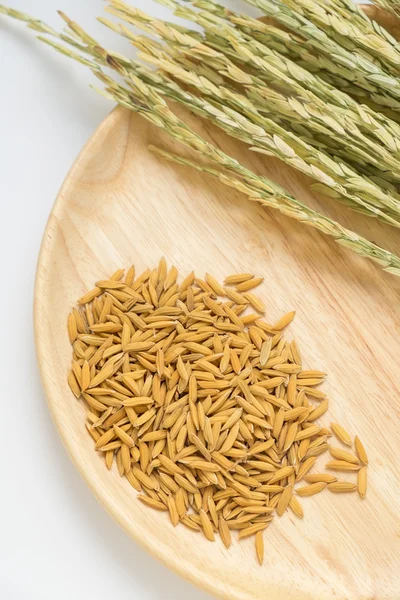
(68, 370), (81, 398)
(208, 497), (219, 528)
(224, 273), (254, 285)
(69, 263), (366, 564)
(124, 265), (135, 287)
(247, 439), (274, 456)
(255, 531), (264, 565)
(243, 292), (266, 313)
(73, 307), (88, 333)
(296, 457), (317, 482)
(205, 273), (225, 296)
(158, 453), (184, 475)
(257, 484), (283, 493)
(358, 466), (367, 498)
(121, 443), (131, 473)
(98, 441), (122, 452)
(235, 277), (264, 292)
(296, 378), (325, 387)
(301, 387), (325, 399)
(238, 523), (268, 539)
(86, 423), (100, 443)
(191, 434), (211, 461)
(289, 496), (304, 518)
(78, 286), (102, 305)
(283, 422), (299, 452)
(298, 370), (327, 379)
(272, 408), (285, 440)
(125, 470), (141, 492)
(308, 399), (329, 421)
(164, 265), (178, 290)
(105, 450), (114, 470)
(80, 361), (91, 392)
(276, 484), (293, 516)
(221, 408), (243, 431)
(296, 482), (327, 497)
(141, 430), (167, 442)
(96, 279), (126, 290)
(305, 442), (329, 458)
(327, 482), (357, 493)
(259, 338), (272, 368)
(223, 287), (248, 304)
(191, 460), (221, 473)
(305, 474), (337, 484)
(116, 448), (124, 476)
(355, 436), (369, 465)
(138, 494), (168, 511)
(284, 407), (309, 422)
(94, 428), (115, 451)
(175, 488), (187, 519)
(268, 466), (296, 485)
(329, 447), (359, 464)
(272, 311), (296, 330)
(218, 516), (231, 548)
(230, 349), (241, 374)
(331, 422), (352, 446)
(67, 312), (78, 343)
(295, 425), (321, 441)
(325, 460), (361, 471)
(109, 268), (125, 282)
(133, 466), (159, 490)
(181, 516), (201, 531)
(167, 496), (180, 526)
(200, 509), (215, 541)
(88, 361), (117, 388)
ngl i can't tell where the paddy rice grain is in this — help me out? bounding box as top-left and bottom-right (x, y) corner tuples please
(255, 530), (264, 565)
(68, 262), (368, 564)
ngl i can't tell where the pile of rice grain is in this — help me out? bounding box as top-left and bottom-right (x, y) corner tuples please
(67, 259), (367, 564)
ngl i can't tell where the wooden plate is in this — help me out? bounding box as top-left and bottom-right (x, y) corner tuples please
(361, 4), (400, 39)
(35, 101), (400, 597)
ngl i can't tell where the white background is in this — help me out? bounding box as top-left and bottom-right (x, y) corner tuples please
(0, 1), (364, 599)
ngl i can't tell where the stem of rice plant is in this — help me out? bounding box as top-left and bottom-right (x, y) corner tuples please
(241, 0), (400, 111)
(2, 4), (400, 276)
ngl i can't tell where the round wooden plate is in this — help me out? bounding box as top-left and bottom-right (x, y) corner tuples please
(35, 62), (400, 600)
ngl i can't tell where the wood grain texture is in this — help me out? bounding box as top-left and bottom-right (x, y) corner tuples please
(35, 105), (400, 600)
(361, 4), (400, 38)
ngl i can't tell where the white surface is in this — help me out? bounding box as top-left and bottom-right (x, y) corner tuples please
(0, 1), (363, 600)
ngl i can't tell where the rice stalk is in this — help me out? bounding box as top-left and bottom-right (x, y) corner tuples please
(276, 0), (400, 77)
(112, 0), (400, 154)
(242, 0), (400, 111)
(2, 5), (400, 275)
